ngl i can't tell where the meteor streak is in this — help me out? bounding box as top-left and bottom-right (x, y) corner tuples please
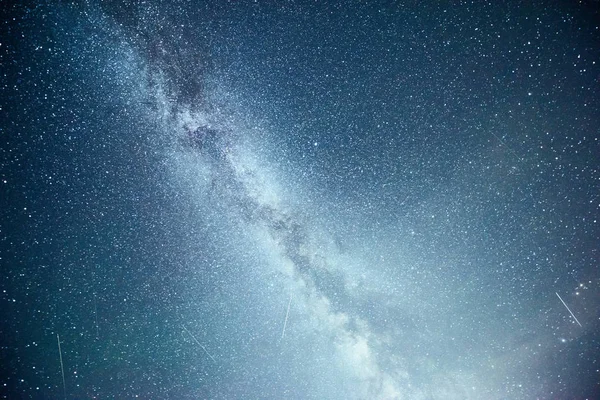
(182, 325), (216, 362)
(281, 293), (292, 341)
(556, 292), (583, 327)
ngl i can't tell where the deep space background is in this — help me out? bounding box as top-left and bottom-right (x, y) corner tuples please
(1, 1), (599, 399)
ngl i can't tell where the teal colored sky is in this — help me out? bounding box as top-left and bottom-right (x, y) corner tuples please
(1, 1), (599, 399)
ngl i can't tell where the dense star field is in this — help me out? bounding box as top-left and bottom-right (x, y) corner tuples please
(1, 1), (599, 399)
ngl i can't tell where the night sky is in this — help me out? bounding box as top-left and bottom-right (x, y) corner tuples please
(1, 1), (599, 399)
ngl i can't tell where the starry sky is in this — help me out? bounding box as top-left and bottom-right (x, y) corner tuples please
(1, 1), (599, 399)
